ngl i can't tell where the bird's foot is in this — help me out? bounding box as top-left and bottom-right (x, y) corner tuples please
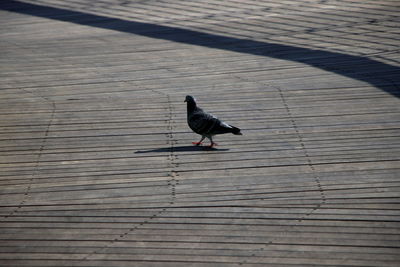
(192, 142), (203, 146)
(208, 142), (218, 148)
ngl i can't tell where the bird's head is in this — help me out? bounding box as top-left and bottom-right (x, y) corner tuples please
(185, 95), (197, 112)
(184, 95), (196, 104)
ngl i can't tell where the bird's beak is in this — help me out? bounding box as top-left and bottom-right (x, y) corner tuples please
(184, 99), (187, 102)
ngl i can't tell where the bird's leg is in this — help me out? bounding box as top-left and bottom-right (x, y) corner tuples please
(208, 136), (217, 148)
(192, 136), (205, 146)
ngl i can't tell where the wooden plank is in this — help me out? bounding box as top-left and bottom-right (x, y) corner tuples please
(0, 0), (399, 266)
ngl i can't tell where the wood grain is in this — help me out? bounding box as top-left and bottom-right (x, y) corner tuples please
(0, 0), (399, 266)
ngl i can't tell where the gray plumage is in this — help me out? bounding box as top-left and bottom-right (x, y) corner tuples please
(185, 95), (242, 147)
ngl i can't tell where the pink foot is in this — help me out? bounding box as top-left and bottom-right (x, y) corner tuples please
(208, 142), (218, 148)
(192, 142), (203, 146)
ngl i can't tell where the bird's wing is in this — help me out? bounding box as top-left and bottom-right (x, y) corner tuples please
(189, 109), (233, 136)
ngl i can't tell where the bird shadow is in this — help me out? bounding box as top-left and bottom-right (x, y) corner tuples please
(135, 145), (229, 153)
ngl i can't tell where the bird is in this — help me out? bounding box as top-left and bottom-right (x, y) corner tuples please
(185, 95), (242, 148)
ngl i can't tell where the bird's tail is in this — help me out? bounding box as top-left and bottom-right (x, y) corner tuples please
(230, 125), (242, 135)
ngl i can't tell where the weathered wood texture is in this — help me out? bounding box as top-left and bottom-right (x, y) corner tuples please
(1, 0), (399, 266)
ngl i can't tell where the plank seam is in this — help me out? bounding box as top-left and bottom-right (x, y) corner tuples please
(78, 88), (180, 262)
(230, 74), (327, 265)
(3, 90), (56, 220)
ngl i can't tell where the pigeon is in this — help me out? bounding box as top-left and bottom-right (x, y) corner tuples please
(185, 95), (242, 148)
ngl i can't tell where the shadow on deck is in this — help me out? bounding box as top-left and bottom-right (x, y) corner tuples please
(2, 0), (399, 97)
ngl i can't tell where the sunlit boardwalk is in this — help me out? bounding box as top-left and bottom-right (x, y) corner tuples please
(0, 0), (399, 266)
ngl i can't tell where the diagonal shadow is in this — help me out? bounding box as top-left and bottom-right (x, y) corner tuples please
(135, 145), (229, 153)
(2, 0), (399, 97)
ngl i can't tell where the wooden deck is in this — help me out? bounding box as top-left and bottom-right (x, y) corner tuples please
(1, 0), (399, 266)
